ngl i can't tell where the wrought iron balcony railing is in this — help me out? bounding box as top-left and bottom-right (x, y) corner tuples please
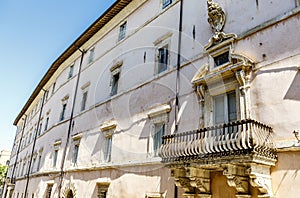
(160, 119), (277, 165)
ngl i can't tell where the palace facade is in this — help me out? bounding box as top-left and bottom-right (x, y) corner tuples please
(3, 0), (300, 197)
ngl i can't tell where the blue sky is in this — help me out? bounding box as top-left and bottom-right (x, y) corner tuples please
(0, 0), (116, 151)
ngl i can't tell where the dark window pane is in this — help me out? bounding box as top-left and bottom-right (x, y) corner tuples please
(214, 51), (229, 67)
(158, 47), (168, 73)
(227, 91), (237, 122)
(111, 73), (119, 96)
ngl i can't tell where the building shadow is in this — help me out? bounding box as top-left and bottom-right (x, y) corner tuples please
(284, 69), (300, 101)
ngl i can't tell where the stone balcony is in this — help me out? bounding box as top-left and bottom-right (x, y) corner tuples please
(159, 119), (277, 197)
(160, 119), (276, 166)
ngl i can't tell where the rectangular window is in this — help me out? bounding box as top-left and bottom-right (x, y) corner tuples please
(31, 158), (36, 173)
(44, 90), (49, 102)
(22, 163), (25, 176)
(45, 184), (53, 198)
(104, 136), (112, 162)
(162, 0), (172, 9)
(73, 145), (79, 165)
(118, 22), (127, 41)
(110, 73), (120, 96)
(37, 155), (41, 171)
(97, 184), (109, 198)
(28, 133), (32, 144)
(157, 46), (168, 74)
(88, 48), (95, 64)
(81, 91), (88, 111)
(38, 123), (42, 136)
(153, 123), (165, 157)
(53, 150), (58, 168)
(52, 82), (56, 94)
(44, 117), (49, 131)
(213, 91), (237, 125)
(60, 104), (67, 121)
(68, 65), (74, 79)
(213, 51), (229, 67)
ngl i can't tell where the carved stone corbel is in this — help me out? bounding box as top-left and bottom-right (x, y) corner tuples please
(223, 165), (250, 196)
(188, 168), (212, 198)
(174, 177), (195, 194)
(196, 85), (205, 103)
(246, 165), (274, 198)
(190, 177), (210, 193)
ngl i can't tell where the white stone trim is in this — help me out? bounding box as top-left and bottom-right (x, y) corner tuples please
(147, 104), (171, 118)
(80, 81), (91, 91)
(72, 133), (82, 145)
(145, 192), (166, 198)
(100, 120), (117, 131)
(153, 32), (172, 45)
(53, 139), (62, 150)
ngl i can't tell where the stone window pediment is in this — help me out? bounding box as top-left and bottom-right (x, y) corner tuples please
(53, 139), (62, 150)
(72, 133), (82, 146)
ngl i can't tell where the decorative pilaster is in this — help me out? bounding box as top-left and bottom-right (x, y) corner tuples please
(246, 164), (274, 198)
(234, 65), (252, 120)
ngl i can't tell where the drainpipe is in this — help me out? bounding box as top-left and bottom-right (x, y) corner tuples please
(23, 89), (47, 198)
(174, 0), (183, 133)
(2, 115), (27, 198)
(58, 47), (86, 197)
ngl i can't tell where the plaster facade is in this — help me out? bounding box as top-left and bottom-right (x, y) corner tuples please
(3, 0), (300, 197)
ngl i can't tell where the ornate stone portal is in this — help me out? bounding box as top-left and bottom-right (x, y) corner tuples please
(160, 1), (277, 197)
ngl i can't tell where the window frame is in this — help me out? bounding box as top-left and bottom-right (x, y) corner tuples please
(81, 91), (88, 111)
(44, 117), (49, 131)
(71, 134), (82, 166)
(100, 121), (116, 163)
(104, 135), (112, 162)
(60, 103), (67, 121)
(110, 63), (122, 97)
(45, 183), (54, 198)
(153, 123), (165, 157)
(53, 150), (58, 168)
(52, 82), (56, 94)
(68, 64), (74, 79)
(213, 91), (238, 125)
(118, 21), (127, 41)
(147, 104), (171, 158)
(97, 182), (110, 198)
(153, 34), (171, 75)
(157, 46), (169, 74)
(73, 144), (79, 166)
(88, 48), (95, 64)
(110, 72), (120, 96)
